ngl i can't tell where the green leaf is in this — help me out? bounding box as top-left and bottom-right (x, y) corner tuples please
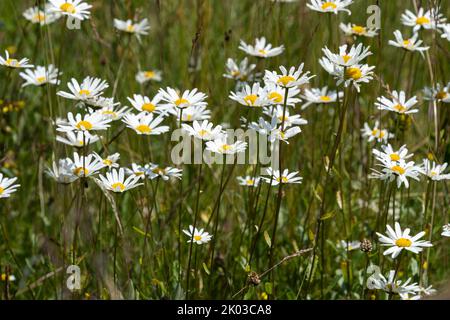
(203, 262), (210, 275)
(263, 231), (271, 247)
(265, 282), (273, 294)
(320, 211), (335, 221)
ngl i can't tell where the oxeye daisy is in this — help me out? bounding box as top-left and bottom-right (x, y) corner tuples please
(122, 113), (169, 136)
(67, 152), (106, 177)
(271, 126), (302, 144)
(56, 112), (112, 132)
(46, 159), (78, 184)
(375, 90), (419, 114)
(183, 225), (212, 245)
(57, 77), (109, 102)
(206, 135), (247, 154)
(373, 144), (413, 164)
(237, 176), (261, 187)
(182, 120), (223, 141)
(95, 105), (129, 121)
(48, 0), (92, 21)
(145, 164), (182, 181)
(23, 5), (61, 25)
(264, 64), (314, 89)
(0, 50), (34, 69)
(158, 87), (207, 109)
(339, 22), (378, 38)
(127, 94), (169, 115)
(0, 173), (20, 199)
(263, 105), (308, 128)
(261, 167), (303, 185)
(114, 18), (150, 41)
(264, 83), (301, 106)
(423, 83), (450, 103)
(361, 121), (394, 143)
(307, 0), (353, 15)
(97, 152), (120, 169)
(136, 69), (162, 84)
(169, 105), (211, 122)
(401, 7), (446, 32)
(421, 159), (450, 181)
(337, 240), (361, 251)
(320, 58), (374, 92)
(322, 43), (372, 67)
(223, 57), (256, 82)
(229, 83), (271, 107)
(368, 269), (420, 296)
(98, 168), (143, 193)
(125, 163), (147, 180)
(56, 130), (100, 147)
(376, 222), (432, 258)
(440, 23), (450, 41)
(84, 96), (120, 109)
(300, 86), (343, 109)
(238, 37), (284, 58)
(19, 65), (61, 87)
(388, 30), (429, 56)
(371, 159), (422, 188)
(441, 224), (450, 237)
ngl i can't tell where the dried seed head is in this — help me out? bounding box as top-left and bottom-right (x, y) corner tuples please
(360, 238), (373, 253)
(247, 271), (261, 286)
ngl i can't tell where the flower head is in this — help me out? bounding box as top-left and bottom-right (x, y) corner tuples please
(239, 37), (284, 58)
(98, 168), (143, 193)
(0, 50), (33, 69)
(183, 225), (212, 244)
(0, 174), (20, 199)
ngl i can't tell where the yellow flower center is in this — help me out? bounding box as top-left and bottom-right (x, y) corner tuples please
(34, 13), (45, 22)
(403, 39), (411, 47)
(186, 114), (193, 121)
(0, 187), (4, 195)
(74, 167), (89, 177)
(258, 49), (267, 55)
(60, 3), (76, 14)
(276, 176), (289, 183)
(268, 91), (283, 103)
(244, 94), (258, 106)
(277, 75), (296, 86)
(321, 2), (337, 10)
(103, 159), (113, 166)
(351, 25), (366, 34)
(198, 129), (208, 137)
(102, 110), (117, 119)
(111, 182), (126, 191)
(79, 89), (91, 96)
(371, 129), (379, 136)
(5, 58), (19, 67)
(345, 67), (362, 80)
(194, 235), (202, 241)
(342, 55), (352, 63)
(390, 153), (400, 161)
(231, 70), (241, 77)
(136, 124), (152, 134)
(76, 120), (93, 130)
(378, 131), (385, 138)
(395, 238), (412, 247)
(152, 167), (166, 175)
(142, 103), (156, 112)
(436, 91), (448, 100)
(320, 95), (331, 102)
(126, 24), (135, 32)
(175, 98), (189, 106)
(391, 165), (405, 175)
(36, 76), (46, 83)
(144, 71), (155, 79)
(246, 179), (254, 185)
(430, 171), (437, 176)
(220, 144), (232, 152)
(416, 16), (430, 25)
(394, 104), (407, 113)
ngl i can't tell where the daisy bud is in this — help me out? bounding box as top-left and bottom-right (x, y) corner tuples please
(360, 239), (373, 253)
(247, 271), (261, 286)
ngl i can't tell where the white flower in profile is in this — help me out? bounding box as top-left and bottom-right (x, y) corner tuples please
(307, 0), (353, 15)
(127, 94), (169, 115)
(57, 77), (109, 102)
(237, 176), (261, 187)
(371, 159), (422, 188)
(375, 90), (419, 114)
(337, 240), (361, 251)
(206, 135), (247, 154)
(19, 65), (61, 87)
(136, 69), (162, 84)
(145, 164), (183, 181)
(183, 225), (212, 245)
(300, 86), (343, 109)
(182, 120), (223, 141)
(367, 268), (420, 296)
(361, 121), (393, 143)
(169, 105), (211, 122)
(238, 37), (284, 58)
(229, 83), (271, 107)
(440, 23), (450, 42)
(261, 167), (303, 185)
(84, 96), (120, 109)
(66, 152), (106, 178)
(223, 57), (256, 82)
(56, 112), (112, 132)
(421, 159), (450, 181)
(122, 113), (169, 136)
(423, 83), (450, 103)
(46, 159), (78, 184)
(48, 0), (92, 21)
(95, 104), (129, 121)
(96, 152), (120, 169)
(388, 30), (429, 56)
(441, 224), (450, 237)
(264, 64), (314, 89)
(373, 144), (413, 164)
(401, 7), (446, 32)
(0, 174), (20, 199)
(322, 43), (372, 67)
(264, 83), (301, 106)
(114, 18), (150, 41)
(56, 130), (99, 147)
(0, 50), (34, 69)
(23, 5), (61, 25)
(125, 163), (147, 180)
(339, 23), (378, 38)
(158, 87), (208, 109)
(376, 222), (432, 258)
(263, 105), (308, 128)
(98, 168), (143, 193)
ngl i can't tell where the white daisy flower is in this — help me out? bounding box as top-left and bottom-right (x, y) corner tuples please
(375, 90), (419, 114)
(95, 105), (129, 121)
(440, 23), (450, 41)
(261, 167), (303, 185)
(263, 105), (308, 128)
(56, 130), (99, 147)
(322, 43), (372, 67)
(263, 83), (301, 106)
(371, 159), (422, 189)
(19, 65), (61, 87)
(114, 18), (150, 41)
(229, 83), (271, 107)
(84, 96), (119, 109)
(56, 112), (112, 132)
(264, 64), (314, 89)
(145, 164), (182, 181)
(169, 105), (211, 122)
(23, 5), (61, 25)
(373, 144), (413, 164)
(136, 69), (162, 83)
(307, 0), (353, 15)
(337, 240), (361, 251)
(125, 163), (147, 180)
(238, 37), (284, 58)
(98, 168), (143, 193)
(66, 152), (106, 178)
(237, 176), (261, 187)
(423, 83), (450, 103)
(57, 77), (109, 102)
(0, 50), (33, 69)
(376, 222), (432, 258)
(300, 86), (343, 109)
(368, 269), (420, 295)
(158, 87), (207, 109)
(401, 7), (446, 32)
(0, 174), (20, 199)
(441, 224), (450, 237)
(361, 121), (393, 143)
(183, 225), (212, 245)
(206, 135), (247, 154)
(182, 120), (223, 141)
(48, 0), (92, 21)
(122, 112), (169, 136)
(97, 152), (120, 169)
(223, 57), (256, 82)
(421, 159), (450, 181)
(46, 159), (79, 184)
(388, 30), (429, 56)
(339, 23), (378, 38)
(127, 94), (169, 115)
